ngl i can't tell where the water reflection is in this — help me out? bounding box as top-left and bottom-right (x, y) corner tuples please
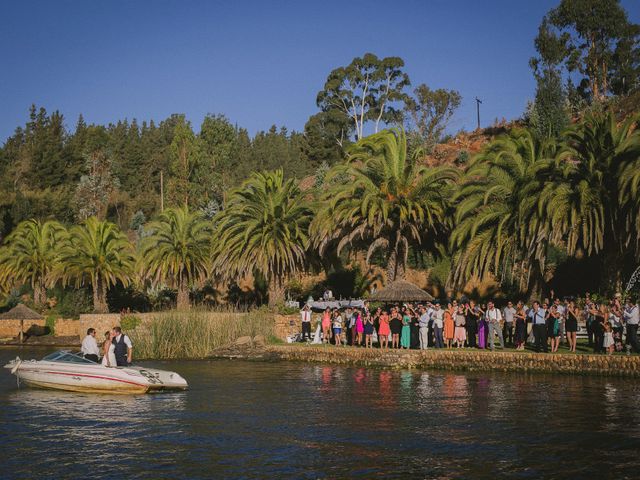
(2, 349), (640, 479)
(440, 374), (470, 418)
(9, 388), (186, 423)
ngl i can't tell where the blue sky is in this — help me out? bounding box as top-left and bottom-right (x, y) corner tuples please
(1, 0), (638, 141)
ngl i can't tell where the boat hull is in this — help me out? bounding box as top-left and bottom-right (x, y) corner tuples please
(5, 357), (188, 394)
(19, 377), (149, 394)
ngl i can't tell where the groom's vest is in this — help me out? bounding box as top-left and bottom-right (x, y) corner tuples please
(113, 335), (128, 360)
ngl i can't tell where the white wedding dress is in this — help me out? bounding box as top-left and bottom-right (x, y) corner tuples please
(101, 343), (117, 367)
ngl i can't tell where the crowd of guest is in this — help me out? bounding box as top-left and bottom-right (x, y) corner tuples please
(299, 293), (640, 355)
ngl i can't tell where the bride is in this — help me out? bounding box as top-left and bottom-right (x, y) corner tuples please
(101, 330), (117, 367)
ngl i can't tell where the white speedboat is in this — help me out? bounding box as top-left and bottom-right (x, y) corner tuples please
(4, 351), (188, 394)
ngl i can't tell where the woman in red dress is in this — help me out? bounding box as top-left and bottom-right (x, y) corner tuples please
(378, 310), (391, 349)
(443, 303), (455, 348)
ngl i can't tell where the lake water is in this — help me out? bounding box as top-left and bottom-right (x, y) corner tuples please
(1, 347), (640, 479)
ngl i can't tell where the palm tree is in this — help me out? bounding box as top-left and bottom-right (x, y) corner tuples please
(139, 207), (212, 310)
(312, 128), (457, 282)
(450, 128), (558, 296)
(0, 219), (66, 305)
(618, 114), (640, 250)
(54, 217), (135, 313)
(539, 110), (640, 289)
(213, 169), (312, 307)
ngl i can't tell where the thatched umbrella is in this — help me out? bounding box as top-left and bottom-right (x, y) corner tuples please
(0, 304), (44, 342)
(369, 280), (434, 303)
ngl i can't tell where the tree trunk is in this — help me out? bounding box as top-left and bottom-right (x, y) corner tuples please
(386, 249), (406, 283)
(268, 277), (285, 308)
(525, 260), (545, 303)
(176, 281), (191, 310)
(603, 245), (625, 296)
(33, 280), (46, 306)
(93, 276), (109, 313)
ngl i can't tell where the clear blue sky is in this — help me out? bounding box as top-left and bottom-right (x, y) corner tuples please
(1, 0), (638, 141)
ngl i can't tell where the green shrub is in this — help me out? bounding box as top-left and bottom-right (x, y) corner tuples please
(45, 313), (56, 335)
(120, 314), (142, 331)
(55, 288), (92, 318)
(455, 150), (469, 165)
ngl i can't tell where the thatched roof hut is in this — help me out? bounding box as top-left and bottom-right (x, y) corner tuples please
(0, 304), (43, 320)
(370, 280), (434, 303)
(0, 304), (44, 342)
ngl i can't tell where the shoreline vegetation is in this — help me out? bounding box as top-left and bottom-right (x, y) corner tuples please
(129, 311), (275, 360)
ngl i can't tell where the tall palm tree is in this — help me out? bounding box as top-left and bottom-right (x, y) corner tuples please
(213, 169), (312, 307)
(618, 114), (640, 250)
(0, 219), (66, 305)
(451, 128), (557, 296)
(139, 207), (212, 310)
(312, 128), (457, 282)
(539, 110), (640, 289)
(54, 217), (135, 313)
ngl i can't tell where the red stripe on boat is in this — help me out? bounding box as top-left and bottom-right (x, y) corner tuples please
(43, 371), (147, 387)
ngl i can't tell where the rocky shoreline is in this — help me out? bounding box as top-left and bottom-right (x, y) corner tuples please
(209, 342), (640, 377)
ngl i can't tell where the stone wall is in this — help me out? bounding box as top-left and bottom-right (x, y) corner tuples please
(274, 314), (299, 340)
(54, 319), (81, 337)
(79, 313), (121, 340)
(0, 319), (46, 338)
(263, 345), (640, 378)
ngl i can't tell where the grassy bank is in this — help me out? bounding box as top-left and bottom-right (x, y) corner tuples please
(130, 310), (275, 359)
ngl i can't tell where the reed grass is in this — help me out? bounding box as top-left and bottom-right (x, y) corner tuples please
(130, 310), (275, 359)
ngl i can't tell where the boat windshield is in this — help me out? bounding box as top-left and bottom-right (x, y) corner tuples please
(42, 351), (96, 364)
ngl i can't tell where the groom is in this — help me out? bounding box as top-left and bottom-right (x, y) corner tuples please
(112, 326), (133, 366)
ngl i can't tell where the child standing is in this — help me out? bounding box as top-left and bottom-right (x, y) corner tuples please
(603, 321), (614, 355)
(332, 310), (343, 346)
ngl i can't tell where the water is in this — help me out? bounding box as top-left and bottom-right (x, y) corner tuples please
(1, 348), (640, 479)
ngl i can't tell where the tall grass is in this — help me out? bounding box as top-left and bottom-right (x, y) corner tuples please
(130, 310), (275, 359)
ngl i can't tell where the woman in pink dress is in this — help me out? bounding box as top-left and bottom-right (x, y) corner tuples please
(355, 310), (364, 346)
(321, 308), (331, 343)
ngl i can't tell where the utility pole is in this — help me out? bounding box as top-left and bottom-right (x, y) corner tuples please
(160, 170), (164, 212)
(475, 97), (482, 131)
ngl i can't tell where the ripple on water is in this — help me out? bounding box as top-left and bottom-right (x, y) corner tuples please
(2, 350), (640, 479)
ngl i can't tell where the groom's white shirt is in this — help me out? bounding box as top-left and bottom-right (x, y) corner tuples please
(81, 335), (100, 356)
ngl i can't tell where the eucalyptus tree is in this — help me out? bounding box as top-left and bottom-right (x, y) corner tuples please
(139, 207), (212, 310)
(54, 217), (135, 313)
(451, 128), (558, 296)
(0, 219), (67, 305)
(403, 84), (461, 152)
(312, 128), (457, 282)
(74, 148), (120, 221)
(317, 53), (410, 140)
(213, 169), (312, 307)
(531, 0), (639, 100)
